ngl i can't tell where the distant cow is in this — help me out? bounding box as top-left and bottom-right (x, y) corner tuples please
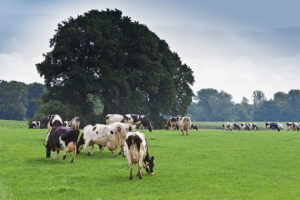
(29, 121), (40, 129)
(105, 114), (132, 125)
(191, 124), (198, 130)
(287, 122), (293, 131)
(126, 114), (153, 132)
(63, 121), (71, 127)
(124, 131), (155, 180)
(249, 123), (258, 131)
(179, 117), (191, 136)
(44, 127), (79, 163)
(165, 117), (181, 130)
(265, 122), (281, 131)
(241, 123), (251, 131)
(77, 124), (119, 157)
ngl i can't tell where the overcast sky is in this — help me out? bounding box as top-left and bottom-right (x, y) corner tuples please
(1, 0), (300, 103)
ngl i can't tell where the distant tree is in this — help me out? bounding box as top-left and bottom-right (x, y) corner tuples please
(36, 9), (194, 128)
(26, 83), (46, 119)
(191, 88), (234, 121)
(253, 90), (266, 105)
(0, 81), (28, 120)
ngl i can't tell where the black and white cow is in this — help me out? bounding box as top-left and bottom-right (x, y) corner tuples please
(191, 124), (198, 130)
(292, 122), (300, 131)
(76, 124), (120, 157)
(44, 126), (79, 163)
(126, 114), (153, 132)
(287, 122), (293, 131)
(29, 121), (40, 129)
(63, 121), (71, 127)
(124, 131), (154, 180)
(265, 122), (282, 131)
(249, 123), (258, 131)
(106, 114), (132, 124)
(41, 114), (63, 133)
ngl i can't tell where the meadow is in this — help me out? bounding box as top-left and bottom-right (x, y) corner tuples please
(1, 120), (300, 199)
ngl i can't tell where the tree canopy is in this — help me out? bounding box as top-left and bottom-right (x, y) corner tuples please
(36, 9), (194, 128)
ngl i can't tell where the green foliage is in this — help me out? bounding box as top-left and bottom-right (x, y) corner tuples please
(189, 88), (234, 121)
(189, 89), (300, 122)
(26, 83), (46, 119)
(0, 81), (28, 120)
(36, 9), (194, 128)
(1, 125), (300, 199)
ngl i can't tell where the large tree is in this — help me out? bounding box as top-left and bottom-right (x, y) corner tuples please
(36, 9), (194, 128)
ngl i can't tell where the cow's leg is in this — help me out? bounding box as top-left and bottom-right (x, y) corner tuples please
(181, 129), (184, 136)
(129, 163), (133, 180)
(186, 129), (189, 136)
(90, 145), (94, 156)
(138, 164), (142, 179)
(85, 140), (91, 156)
(55, 150), (59, 160)
(70, 147), (76, 163)
(63, 151), (67, 160)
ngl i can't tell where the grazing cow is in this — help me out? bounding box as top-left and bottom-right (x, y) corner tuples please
(126, 114), (153, 132)
(105, 114), (132, 125)
(165, 117), (180, 130)
(41, 114), (63, 133)
(77, 124), (119, 157)
(179, 117), (191, 136)
(287, 122), (293, 131)
(191, 124), (198, 130)
(29, 121), (40, 129)
(241, 123), (251, 131)
(44, 127), (79, 163)
(249, 123), (258, 131)
(265, 122), (281, 131)
(233, 124), (240, 130)
(124, 131), (155, 180)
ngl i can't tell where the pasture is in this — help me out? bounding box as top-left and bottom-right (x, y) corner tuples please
(1, 121), (300, 199)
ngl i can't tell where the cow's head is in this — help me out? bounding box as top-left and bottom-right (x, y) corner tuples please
(144, 155), (155, 175)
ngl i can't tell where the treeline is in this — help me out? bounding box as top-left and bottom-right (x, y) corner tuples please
(0, 80), (45, 120)
(188, 88), (300, 122)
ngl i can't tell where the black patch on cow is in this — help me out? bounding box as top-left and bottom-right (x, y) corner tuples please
(93, 126), (96, 131)
(110, 130), (114, 134)
(126, 135), (142, 151)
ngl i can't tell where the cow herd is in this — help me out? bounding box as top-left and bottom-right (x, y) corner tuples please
(222, 122), (259, 131)
(30, 113), (298, 179)
(31, 114), (155, 180)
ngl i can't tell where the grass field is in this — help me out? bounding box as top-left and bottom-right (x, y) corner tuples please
(1, 120), (300, 199)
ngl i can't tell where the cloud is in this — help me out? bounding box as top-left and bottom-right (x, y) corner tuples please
(0, 52), (43, 84)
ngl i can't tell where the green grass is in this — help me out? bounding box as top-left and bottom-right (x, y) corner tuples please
(0, 119), (28, 129)
(1, 121), (300, 199)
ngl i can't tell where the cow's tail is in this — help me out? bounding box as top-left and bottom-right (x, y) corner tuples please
(76, 132), (85, 154)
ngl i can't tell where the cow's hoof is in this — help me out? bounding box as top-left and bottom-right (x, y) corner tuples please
(63, 155), (66, 160)
(119, 152), (122, 155)
(139, 176), (143, 180)
(70, 159), (73, 163)
(129, 177), (133, 180)
(87, 152), (91, 156)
